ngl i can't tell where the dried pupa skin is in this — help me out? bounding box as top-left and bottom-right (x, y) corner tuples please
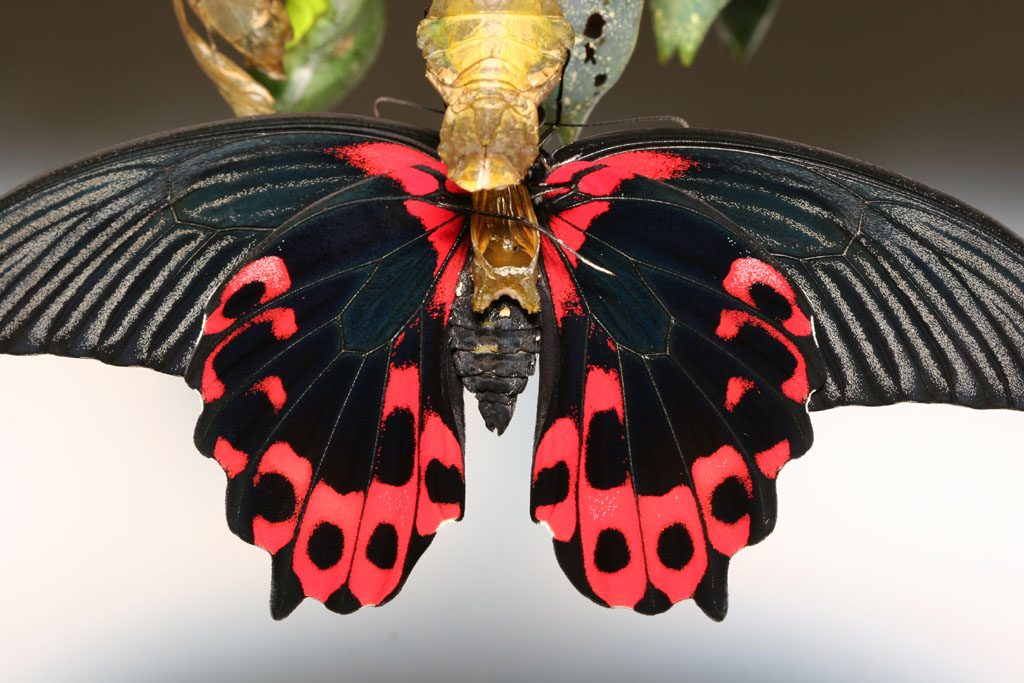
(174, 0), (279, 116)
(470, 184), (542, 313)
(186, 0), (292, 79)
(417, 0), (574, 192)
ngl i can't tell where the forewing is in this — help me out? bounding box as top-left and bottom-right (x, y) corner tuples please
(0, 114), (441, 375)
(185, 146), (469, 617)
(532, 159), (822, 618)
(557, 129), (1024, 410)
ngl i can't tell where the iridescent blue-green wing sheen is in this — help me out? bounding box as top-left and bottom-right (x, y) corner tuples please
(184, 141), (470, 618)
(531, 154), (824, 619)
(558, 129), (1024, 411)
(0, 114), (440, 375)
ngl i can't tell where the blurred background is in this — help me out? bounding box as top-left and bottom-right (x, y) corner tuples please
(1, 1), (1021, 681)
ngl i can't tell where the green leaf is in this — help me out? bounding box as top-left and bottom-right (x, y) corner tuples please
(649, 0), (729, 66)
(716, 0), (779, 61)
(285, 0), (329, 48)
(541, 0), (645, 143)
(253, 0), (385, 113)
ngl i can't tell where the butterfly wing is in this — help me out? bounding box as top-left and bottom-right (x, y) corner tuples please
(0, 116), (470, 616)
(0, 114), (440, 374)
(532, 157), (824, 618)
(557, 129), (1024, 411)
(185, 141), (469, 617)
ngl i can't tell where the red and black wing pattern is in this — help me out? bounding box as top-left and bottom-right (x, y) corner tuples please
(531, 152), (824, 618)
(184, 141), (469, 617)
(558, 129), (1024, 411)
(0, 115), (443, 375)
(0, 116), (471, 616)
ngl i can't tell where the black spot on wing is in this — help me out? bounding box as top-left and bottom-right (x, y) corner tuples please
(594, 528), (630, 573)
(532, 461), (571, 508)
(657, 524), (695, 571)
(584, 410), (628, 489)
(375, 408), (416, 486)
(425, 459), (465, 505)
(308, 523), (345, 570)
(366, 523), (399, 570)
(252, 473), (297, 524)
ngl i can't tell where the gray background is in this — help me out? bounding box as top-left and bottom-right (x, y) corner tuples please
(1, 2), (1022, 681)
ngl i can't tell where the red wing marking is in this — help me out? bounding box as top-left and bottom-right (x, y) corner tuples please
(428, 241), (468, 324)
(597, 151), (697, 183)
(755, 440), (791, 480)
(252, 442), (313, 555)
(532, 417), (580, 541)
(583, 367), (624, 421)
(724, 376), (756, 412)
(205, 256), (292, 335)
(692, 445), (753, 557)
(292, 482), (365, 601)
(201, 307), (298, 402)
(545, 160), (593, 185)
(578, 474), (646, 607)
(638, 485), (708, 603)
(550, 202), (610, 266)
(416, 411), (464, 536)
(327, 142), (450, 196)
(716, 310), (810, 403)
(540, 239), (583, 325)
(402, 200), (464, 275)
(251, 375), (287, 412)
(347, 359), (421, 605)
(545, 151), (695, 197)
(723, 258), (812, 337)
(579, 367), (646, 607)
(213, 436), (249, 478)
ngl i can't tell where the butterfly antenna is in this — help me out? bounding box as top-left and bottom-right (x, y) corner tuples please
(539, 48), (572, 149)
(373, 96), (445, 119)
(558, 114), (691, 131)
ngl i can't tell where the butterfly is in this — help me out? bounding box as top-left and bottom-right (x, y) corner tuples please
(1, 113), (1021, 621)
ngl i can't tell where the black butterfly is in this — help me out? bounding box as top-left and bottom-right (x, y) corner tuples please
(1, 114), (1021, 620)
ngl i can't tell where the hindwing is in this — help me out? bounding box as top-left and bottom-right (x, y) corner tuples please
(185, 142), (470, 616)
(532, 154), (824, 618)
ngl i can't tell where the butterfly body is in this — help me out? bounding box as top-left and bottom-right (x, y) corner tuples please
(1, 114), (1021, 619)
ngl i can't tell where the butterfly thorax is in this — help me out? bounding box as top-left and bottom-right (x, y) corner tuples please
(417, 0), (573, 191)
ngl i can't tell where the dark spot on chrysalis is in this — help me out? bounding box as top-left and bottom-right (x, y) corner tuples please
(594, 73), (607, 87)
(711, 477), (752, 524)
(308, 522), (345, 570)
(594, 528), (630, 573)
(531, 461), (570, 508)
(425, 459), (464, 505)
(375, 408), (415, 486)
(584, 43), (597, 64)
(251, 473), (296, 523)
(583, 13), (605, 39)
(366, 523), (399, 570)
(584, 410), (627, 489)
(222, 281), (266, 319)
(657, 523), (695, 570)
(748, 282), (793, 323)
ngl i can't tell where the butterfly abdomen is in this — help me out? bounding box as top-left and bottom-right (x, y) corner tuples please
(449, 265), (540, 434)
(417, 0), (573, 191)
